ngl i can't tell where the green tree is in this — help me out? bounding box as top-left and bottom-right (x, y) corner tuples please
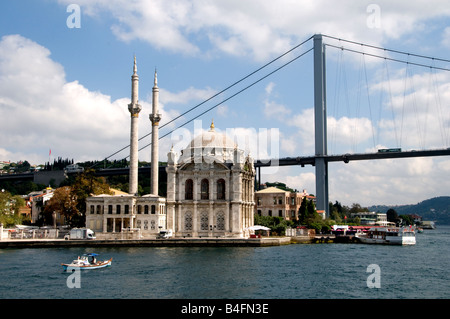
(43, 169), (111, 227)
(349, 203), (369, 215)
(0, 191), (26, 227)
(399, 214), (413, 226)
(299, 197), (309, 224)
(71, 169), (112, 226)
(387, 208), (399, 224)
(43, 186), (79, 226)
(254, 215), (293, 236)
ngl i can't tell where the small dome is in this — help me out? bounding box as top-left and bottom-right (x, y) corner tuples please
(178, 121), (241, 164)
(189, 124), (237, 149)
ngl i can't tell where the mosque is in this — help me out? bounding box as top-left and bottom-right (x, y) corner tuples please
(86, 58), (255, 238)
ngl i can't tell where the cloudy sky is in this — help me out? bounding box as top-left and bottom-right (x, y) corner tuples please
(1, 0), (450, 207)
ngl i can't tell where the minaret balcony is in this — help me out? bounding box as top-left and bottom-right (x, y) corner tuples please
(128, 103), (142, 116)
(150, 113), (162, 124)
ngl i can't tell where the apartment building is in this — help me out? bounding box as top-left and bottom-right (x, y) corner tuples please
(254, 187), (315, 221)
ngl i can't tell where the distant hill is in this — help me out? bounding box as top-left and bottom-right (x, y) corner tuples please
(369, 196), (450, 225)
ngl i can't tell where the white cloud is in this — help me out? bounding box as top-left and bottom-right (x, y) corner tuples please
(327, 116), (375, 153)
(0, 34), (189, 165)
(328, 156), (450, 206)
(160, 86), (217, 105)
(0, 35), (131, 164)
(442, 27), (450, 48)
(370, 68), (450, 149)
(58, 0), (450, 61)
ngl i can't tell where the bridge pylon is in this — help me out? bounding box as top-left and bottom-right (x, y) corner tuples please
(313, 34), (329, 217)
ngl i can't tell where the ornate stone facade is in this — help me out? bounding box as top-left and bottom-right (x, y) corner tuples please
(86, 60), (254, 239)
(166, 122), (255, 238)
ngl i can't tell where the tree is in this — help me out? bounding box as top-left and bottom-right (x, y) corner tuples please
(399, 214), (414, 226)
(71, 168), (111, 218)
(43, 186), (79, 227)
(0, 190), (26, 227)
(254, 215), (293, 236)
(349, 203), (369, 215)
(386, 208), (399, 223)
(43, 169), (111, 227)
(299, 197), (309, 224)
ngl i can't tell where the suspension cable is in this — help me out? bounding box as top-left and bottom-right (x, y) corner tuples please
(91, 35), (314, 167)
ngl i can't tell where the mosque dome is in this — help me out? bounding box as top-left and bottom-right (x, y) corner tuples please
(177, 121), (242, 164)
(189, 121), (237, 150)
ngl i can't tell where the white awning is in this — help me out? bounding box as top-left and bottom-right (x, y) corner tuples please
(247, 225), (270, 231)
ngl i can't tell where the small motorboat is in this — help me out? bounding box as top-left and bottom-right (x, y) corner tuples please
(62, 253), (112, 271)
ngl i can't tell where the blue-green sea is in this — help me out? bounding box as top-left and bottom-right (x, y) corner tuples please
(1, 225), (449, 299)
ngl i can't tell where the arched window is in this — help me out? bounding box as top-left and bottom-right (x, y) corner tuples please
(217, 212), (225, 231)
(185, 212), (193, 231)
(217, 179), (225, 200)
(200, 212), (209, 231)
(201, 179), (209, 200)
(185, 179), (193, 200)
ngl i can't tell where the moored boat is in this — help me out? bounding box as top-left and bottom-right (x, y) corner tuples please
(420, 221), (436, 229)
(61, 253), (112, 271)
(355, 226), (416, 245)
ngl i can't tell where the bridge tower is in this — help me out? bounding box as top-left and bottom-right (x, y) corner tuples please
(313, 34), (329, 217)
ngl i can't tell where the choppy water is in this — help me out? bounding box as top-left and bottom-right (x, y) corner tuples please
(1, 225), (449, 299)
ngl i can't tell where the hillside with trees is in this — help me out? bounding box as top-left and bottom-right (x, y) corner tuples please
(370, 196), (450, 225)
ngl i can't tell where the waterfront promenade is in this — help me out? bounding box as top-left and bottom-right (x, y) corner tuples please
(0, 236), (296, 248)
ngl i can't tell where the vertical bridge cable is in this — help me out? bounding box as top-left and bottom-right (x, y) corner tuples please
(362, 51), (377, 150)
(383, 58), (399, 148)
(325, 37), (450, 152)
(431, 64), (449, 147)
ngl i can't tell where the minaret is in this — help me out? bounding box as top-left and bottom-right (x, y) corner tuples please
(128, 56), (141, 195)
(149, 70), (161, 195)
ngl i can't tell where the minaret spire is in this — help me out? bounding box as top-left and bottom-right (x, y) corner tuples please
(149, 69), (161, 195)
(128, 56), (142, 196)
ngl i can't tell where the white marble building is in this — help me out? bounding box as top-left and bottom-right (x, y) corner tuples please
(86, 193), (166, 236)
(166, 122), (256, 238)
(86, 58), (255, 238)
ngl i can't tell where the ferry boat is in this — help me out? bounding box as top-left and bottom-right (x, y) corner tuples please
(355, 226), (416, 245)
(61, 253), (112, 271)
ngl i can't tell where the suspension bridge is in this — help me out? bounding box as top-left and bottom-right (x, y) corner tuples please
(2, 34), (450, 216)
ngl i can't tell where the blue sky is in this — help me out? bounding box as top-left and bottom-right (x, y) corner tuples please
(1, 0), (450, 206)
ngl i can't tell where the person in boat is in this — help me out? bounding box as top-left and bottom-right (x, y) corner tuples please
(91, 256), (96, 264)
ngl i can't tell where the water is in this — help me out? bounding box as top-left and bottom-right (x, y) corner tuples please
(1, 226), (449, 299)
